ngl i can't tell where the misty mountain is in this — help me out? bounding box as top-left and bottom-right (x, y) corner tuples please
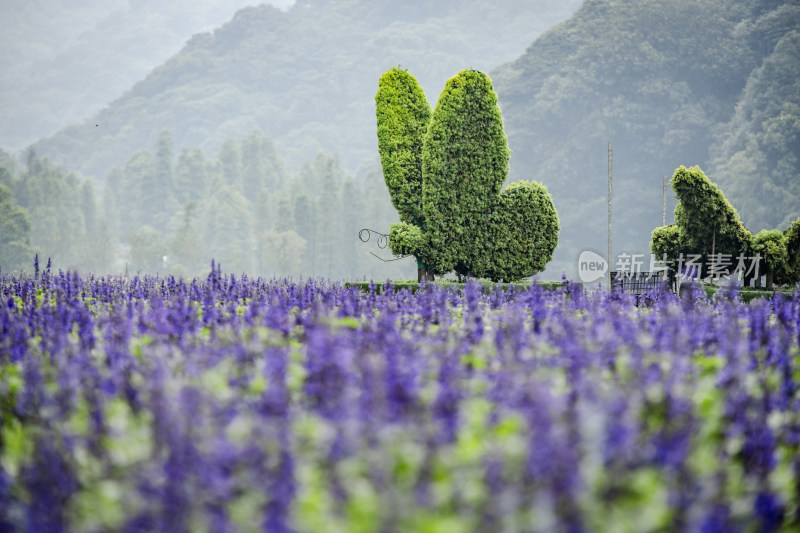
(0, 0), (294, 152)
(492, 0), (800, 275)
(30, 0), (581, 181)
(9, 0), (799, 281)
(710, 3), (800, 233)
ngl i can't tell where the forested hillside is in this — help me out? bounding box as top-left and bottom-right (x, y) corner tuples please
(0, 138), (406, 279)
(710, 4), (800, 232)
(31, 0), (581, 181)
(0, 0), (293, 152)
(493, 0), (800, 275)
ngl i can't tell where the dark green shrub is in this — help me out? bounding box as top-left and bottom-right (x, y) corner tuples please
(650, 224), (681, 262)
(752, 229), (787, 288)
(781, 218), (800, 285)
(388, 222), (424, 258)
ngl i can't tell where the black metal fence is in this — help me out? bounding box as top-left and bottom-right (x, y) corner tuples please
(610, 270), (676, 298)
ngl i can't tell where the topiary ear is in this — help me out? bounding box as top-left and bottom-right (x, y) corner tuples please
(375, 67), (431, 227)
(422, 69), (510, 274)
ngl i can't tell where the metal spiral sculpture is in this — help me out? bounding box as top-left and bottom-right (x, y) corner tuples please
(358, 228), (410, 262)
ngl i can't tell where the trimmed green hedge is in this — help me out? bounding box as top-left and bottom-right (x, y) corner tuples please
(703, 285), (796, 303)
(345, 280), (792, 303)
(344, 279), (568, 295)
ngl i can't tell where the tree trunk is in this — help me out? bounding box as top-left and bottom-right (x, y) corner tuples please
(766, 269), (774, 290)
(418, 267), (434, 283)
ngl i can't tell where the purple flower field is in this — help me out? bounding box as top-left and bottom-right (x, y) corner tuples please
(1, 264), (799, 532)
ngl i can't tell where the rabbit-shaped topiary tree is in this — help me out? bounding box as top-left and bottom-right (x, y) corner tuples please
(375, 67), (559, 282)
(650, 165), (800, 288)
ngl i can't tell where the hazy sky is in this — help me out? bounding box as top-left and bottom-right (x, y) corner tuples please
(0, 0), (296, 151)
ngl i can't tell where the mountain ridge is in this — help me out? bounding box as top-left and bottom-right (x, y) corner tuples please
(29, 0), (582, 182)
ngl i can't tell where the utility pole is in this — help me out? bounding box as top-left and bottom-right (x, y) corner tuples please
(662, 175), (667, 226)
(710, 224), (716, 286)
(608, 141), (613, 288)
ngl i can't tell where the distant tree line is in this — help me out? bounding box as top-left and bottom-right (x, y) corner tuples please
(0, 131), (410, 280)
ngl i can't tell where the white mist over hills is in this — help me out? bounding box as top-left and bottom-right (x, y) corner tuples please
(0, 0), (295, 151)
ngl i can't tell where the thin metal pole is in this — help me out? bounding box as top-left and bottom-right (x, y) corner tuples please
(662, 175), (667, 226)
(608, 141), (612, 287)
(710, 225), (716, 286)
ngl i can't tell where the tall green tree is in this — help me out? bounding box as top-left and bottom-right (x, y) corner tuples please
(0, 184), (34, 272)
(202, 184), (254, 274)
(752, 229), (787, 289)
(671, 166), (752, 260)
(122, 150), (156, 230)
(651, 166), (753, 279)
(16, 150), (86, 266)
(102, 166), (124, 238)
(174, 147), (208, 206)
(169, 200), (205, 276)
(152, 129), (175, 224)
(241, 130), (285, 200)
(293, 194), (315, 274)
(274, 193), (293, 233)
(80, 181), (97, 238)
(339, 177), (362, 277)
(218, 139), (242, 190)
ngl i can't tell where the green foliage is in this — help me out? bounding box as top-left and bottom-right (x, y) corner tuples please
(20, 0), (800, 281)
(241, 130), (286, 200)
(202, 184), (254, 274)
(128, 226), (167, 274)
(671, 165), (752, 261)
(713, 28), (800, 231)
(388, 222), (424, 258)
(782, 218), (800, 285)
(375, 67), (431, 227)
(650, 165), (800, 286)
(1, 130), (413, 279)
(752, 229), (787, 283)
(259, 229), (306, 277)
(422, 69), (511, 276)
(10, 151), (90, 268)
(492, 0), (798, 275)
(378, 69), (559, 281)
(649, 225), (681, 261)
(0, 184), (34, 271)
(174, 148), (207, 206)
(484, 181), (560, 282)
(344, 279), (566, 294)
